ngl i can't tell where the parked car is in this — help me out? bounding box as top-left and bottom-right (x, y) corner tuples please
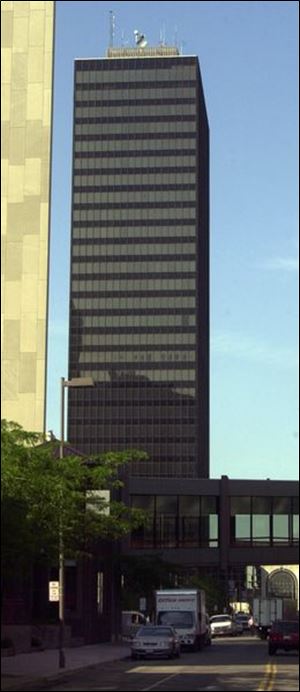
(234, 613), (251, 632)
(210, 614), (239, 638)
(232, 616), (244, 635)
(131, 625), (181, 659)
(122, 611), (147, 640)
(268, 620), (299, 656)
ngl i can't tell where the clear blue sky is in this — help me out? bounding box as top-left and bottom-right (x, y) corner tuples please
(47, 1), (299, 480)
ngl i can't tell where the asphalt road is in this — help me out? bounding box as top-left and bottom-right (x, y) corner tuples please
(44, 636), (299, 692)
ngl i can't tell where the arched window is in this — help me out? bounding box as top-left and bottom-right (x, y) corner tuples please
(267, 569), (296, 600)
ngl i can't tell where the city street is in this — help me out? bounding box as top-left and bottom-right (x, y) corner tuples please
(39, 636), (298, 692)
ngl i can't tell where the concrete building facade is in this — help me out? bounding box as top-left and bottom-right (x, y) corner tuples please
(1, 0), (55, 431)
(68, 46), (209, 478)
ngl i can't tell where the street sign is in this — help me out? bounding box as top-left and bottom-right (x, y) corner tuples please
(49, 581), (59, 602)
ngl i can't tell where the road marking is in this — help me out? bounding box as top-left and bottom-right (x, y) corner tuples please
(141, 673), (179, 691)
(256, 662), (277, 691)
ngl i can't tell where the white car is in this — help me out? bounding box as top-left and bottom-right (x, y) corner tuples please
(210, 614), (239, 638)
(131, 625), (181, 659)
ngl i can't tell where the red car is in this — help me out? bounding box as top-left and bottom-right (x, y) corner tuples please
(268, 620), (299, 655)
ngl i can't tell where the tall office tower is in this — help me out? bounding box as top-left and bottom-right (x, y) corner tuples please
(1, 1), (55, 432)
(68, 43), (209, 478)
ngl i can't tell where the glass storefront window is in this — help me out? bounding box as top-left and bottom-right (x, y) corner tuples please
(179, 496), (199, 516)
(179, 496), (200, 547)
(208, 515), (218, 547)
(234, 515), (251, 543)
(272, 497), (290, 544)
(252, 515), (270, 543)
(201, 497), (218, 547)
(130, 495), (155, 548)
(252, 497), (271, 544)
(131, 495), (155, 511)
(230, 497), (251, 543)
(230, 497), (251, 514)
(273, 515), (289, 543)
(273, 497), (291, 513)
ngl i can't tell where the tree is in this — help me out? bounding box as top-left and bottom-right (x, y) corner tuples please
(120, 554), (179, 614)
(181, 572), (227, 614)
(1, 419), (148, 588)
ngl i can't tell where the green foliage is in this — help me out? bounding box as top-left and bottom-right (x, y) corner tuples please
(180, 572), (227, 614)
(121, 554), (179, 613)
(1, 419), (148, 584)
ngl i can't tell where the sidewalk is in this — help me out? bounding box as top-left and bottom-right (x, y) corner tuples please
(1, 641), (131, 691)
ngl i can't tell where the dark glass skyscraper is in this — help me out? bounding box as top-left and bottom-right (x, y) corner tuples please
(68, 45), (209, 478)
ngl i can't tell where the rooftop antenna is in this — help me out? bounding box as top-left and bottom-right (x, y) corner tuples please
(109, 10), (115, 48)
(159, 25), (166, 46)
(174, 25), (178, 49)
(121, 29), (129, 47)
(134, 29), (148, 48)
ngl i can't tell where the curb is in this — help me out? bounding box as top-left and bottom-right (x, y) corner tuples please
(1, 652), (130, 691)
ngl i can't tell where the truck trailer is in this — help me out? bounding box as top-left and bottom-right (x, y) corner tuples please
(253, 597), (298, 639)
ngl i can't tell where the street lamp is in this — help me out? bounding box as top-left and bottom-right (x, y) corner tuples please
(58, 376), (94, 669)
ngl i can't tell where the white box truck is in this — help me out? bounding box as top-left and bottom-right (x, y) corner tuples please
(155, 589), (210, 650)
(253, 598), (283, 639)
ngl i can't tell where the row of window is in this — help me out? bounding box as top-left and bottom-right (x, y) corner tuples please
(131, 495), (217, 548)
(73, 174), (196, 186)
(76, 333), (197, 346)
(71, 279), (196, 292)
(71, 326), (196, 337)
(74, 163), (195, 174)
(75, 104), (196, 118)
(73, 191), (196, 204)
(72, 290), (195, 307)
(75, 114), (196, 126)
(68, 428), (196, 442)
(75, 354), (196, 367)
(74, 134), (196, 146)
(72, 308), (195, 320)
(73, 215), (196, 226)
(72, 261), (196, 274)
(75, 69), (196, 82)
(71, 295), (196, 309)
(72, 234), (195, 245)
(72, 250), (196, 262)
(72, 314), (195, 327)
(75, 87), (195, 108)
(72, 368), (196, 383)
(68, 388), (196, 402)
(74, 149), (195, 162)
(73, 202), (196, 212)
(69, 410), (196, 423)
(75, 122), (196, 136)
(130, 494), (299, 516)
(129, 495), (299, 549)
(68, 388), (196, 401)
(131, 517), (217, 549)
(67, 425), (196, 448)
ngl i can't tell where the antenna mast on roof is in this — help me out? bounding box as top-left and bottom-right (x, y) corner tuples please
(109, 10), (115, 48)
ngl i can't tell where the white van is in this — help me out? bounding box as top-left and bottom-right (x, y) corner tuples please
(122, 611), (147, 640)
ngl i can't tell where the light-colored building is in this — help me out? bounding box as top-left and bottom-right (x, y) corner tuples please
(1, 1), (55, 431)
